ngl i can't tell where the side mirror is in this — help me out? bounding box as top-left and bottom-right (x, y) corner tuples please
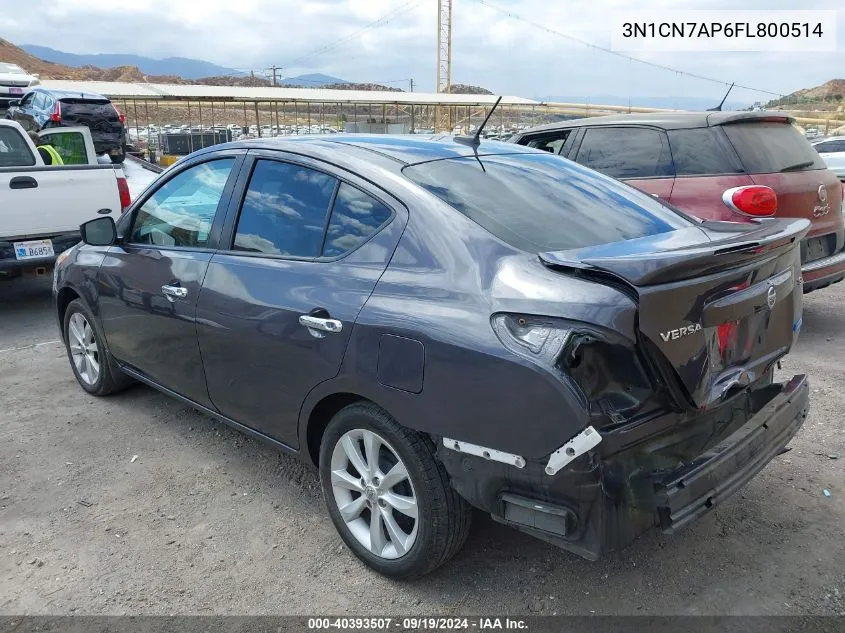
(7, 99), (20, 107)
(80, 216), (117, 246)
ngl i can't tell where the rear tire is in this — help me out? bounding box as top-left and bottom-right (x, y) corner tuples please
(319, 402), (471, 579)
(63, 299), (132, 396)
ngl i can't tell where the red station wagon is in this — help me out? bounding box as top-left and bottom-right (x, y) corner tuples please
(510, 112), (845, 292)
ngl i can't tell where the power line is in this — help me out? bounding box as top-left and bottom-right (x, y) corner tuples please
(275, 0), (426, 73)
(474, 0), (785, 98)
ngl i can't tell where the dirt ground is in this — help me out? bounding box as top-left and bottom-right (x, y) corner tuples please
(0, 276), (843, 616)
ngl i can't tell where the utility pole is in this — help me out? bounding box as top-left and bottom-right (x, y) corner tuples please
(270, 66), (279, 87)
(409, 78), (414, 92)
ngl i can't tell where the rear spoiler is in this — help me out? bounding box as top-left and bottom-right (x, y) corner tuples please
(539, 218), (811, 287)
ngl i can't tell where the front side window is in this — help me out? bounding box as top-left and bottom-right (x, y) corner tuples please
(576, 127), (673, 179)
(233, 160), (337, 257)
(129, 159), (234, 248)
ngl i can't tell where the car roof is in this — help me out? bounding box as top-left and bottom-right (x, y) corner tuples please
(519, 110), (797, 135)
(201, 134), (540, 166)
(33, 87), (110, 101)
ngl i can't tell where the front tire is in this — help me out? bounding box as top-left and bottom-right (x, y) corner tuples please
(63, 299), (132, 396)
(319, 402), (471, 578)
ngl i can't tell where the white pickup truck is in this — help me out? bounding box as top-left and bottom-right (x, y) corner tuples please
(0, 119), (130, 278)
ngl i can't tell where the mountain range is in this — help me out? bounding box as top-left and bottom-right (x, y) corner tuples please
(21, 44), (245, 79)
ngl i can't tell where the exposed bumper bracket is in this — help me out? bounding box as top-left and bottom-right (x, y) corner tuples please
(442, 437), (526, 469)
(545, 426), (602, 476)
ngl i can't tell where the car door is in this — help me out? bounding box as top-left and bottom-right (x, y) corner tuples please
(195, 151), (406, 448)
(96, 154), (244, 407)
(573, 126), (675, 200)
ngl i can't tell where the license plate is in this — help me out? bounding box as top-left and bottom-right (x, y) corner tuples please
(9, 87), (23, 95)
(13, 239), (55, 260)
(805, 236), (831, 263)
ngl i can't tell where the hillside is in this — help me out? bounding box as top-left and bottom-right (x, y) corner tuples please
(451, 84), (493, 95)
(767, 79), (845, 110)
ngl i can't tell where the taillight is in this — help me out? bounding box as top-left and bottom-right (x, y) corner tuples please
(722, 185), (778, 217)
(49, 101), (61, 123)
(716, 281), (750, 362)
(113, 104), (125, 125)
(116, 176), (131, 212)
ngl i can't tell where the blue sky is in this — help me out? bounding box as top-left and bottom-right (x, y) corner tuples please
(1, 0), (842, 101)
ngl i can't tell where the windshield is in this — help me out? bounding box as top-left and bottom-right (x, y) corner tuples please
(403, 152), (692, 253)
(0, 63), (25, 74)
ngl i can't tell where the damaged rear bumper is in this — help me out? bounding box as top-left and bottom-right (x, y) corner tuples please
(439, 374), (809, 560)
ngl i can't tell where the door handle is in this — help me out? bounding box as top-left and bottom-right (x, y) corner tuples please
(299, 314), (343, 338)
(9, 176), (38, 190)
(161, 284), (188, 301)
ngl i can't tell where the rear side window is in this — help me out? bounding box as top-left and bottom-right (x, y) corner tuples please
(668, 128), (743, 175)
(0, 127), (36, 167)
(575, 127), (673, 179)
(233, 160), (337, 257)
(403, 153), (691, 253)
(722, 122), (826, 173)
(323, 183), (393, 257)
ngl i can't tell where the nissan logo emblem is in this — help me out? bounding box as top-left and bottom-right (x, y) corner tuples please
(818, 185), (828, 204)
(767, 285), (777, 309)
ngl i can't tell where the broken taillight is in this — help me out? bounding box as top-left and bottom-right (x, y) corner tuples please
(716, 281), (750, 362)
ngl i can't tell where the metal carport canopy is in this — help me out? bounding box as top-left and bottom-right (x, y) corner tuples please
(38, 80), (539, 106)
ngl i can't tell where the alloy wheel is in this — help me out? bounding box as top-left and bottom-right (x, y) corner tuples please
(68, 312), (100, 386)
(330, 428), (418, 559)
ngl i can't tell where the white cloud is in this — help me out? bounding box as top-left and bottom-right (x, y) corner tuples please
(1, 0), (842, 101)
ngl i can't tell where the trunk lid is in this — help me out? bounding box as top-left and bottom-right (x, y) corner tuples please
(539, 218), (810, 408)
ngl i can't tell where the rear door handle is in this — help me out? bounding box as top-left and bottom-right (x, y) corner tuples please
(161, 284), (188, 301)
(299, 314), (343, 337)
(9, 176), (38, 190)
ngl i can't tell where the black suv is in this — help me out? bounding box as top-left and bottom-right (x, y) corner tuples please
(6, 87), (127, 163)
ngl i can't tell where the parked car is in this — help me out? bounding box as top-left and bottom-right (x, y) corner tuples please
(510, 112), (845, 293)
(0, 62), (39, 109)
(54, 135), (809, 578)
(812, 136), (845, 182)
(0, 119), (130, 278)
(6, 87), (127, 163)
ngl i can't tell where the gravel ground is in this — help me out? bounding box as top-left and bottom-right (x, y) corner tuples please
(0, 276), (843, 616)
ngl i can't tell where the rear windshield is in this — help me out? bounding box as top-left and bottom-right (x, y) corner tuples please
(0, 127), (36, 167)
(403, 152), (692, 252)
(61, 100), (118, 120)
(722, 122), (826, 173)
